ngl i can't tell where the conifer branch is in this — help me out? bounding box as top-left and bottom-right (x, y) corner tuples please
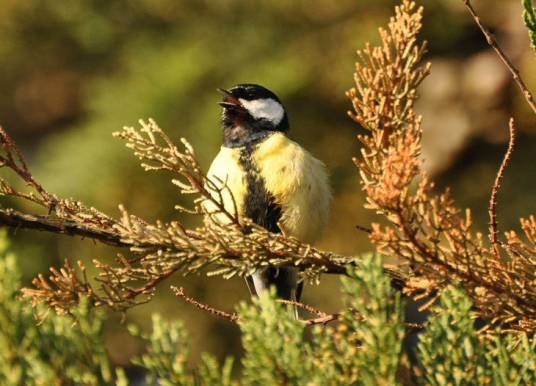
(349, 0), (536, 332)
(172, 285), (426, 329)
(0, 122), (406, 314)
(279, 299), (329, 317)
(0, 208), (131, 247)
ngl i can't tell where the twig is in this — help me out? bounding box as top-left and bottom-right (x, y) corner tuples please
(462, 0), (536, 115)
(355, 225), (373, 234)
(171, 286), (425, 329)
(0, 127), (57, 205)
(171, 286), (240, 322)
(125, 268), (180, 300)
(279, 299), (329, 317)
(171, 286), (340, 325)
(488, 118), (517, 258)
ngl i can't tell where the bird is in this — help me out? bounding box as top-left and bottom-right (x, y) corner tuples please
(204, 84), (331, 315)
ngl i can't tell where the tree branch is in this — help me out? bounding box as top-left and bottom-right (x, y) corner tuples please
(0, 205), (406, 278)
(0, 122), (409, 314)
(462, 0), (536, 115)
(349, 0), (536, 333)
(171, 286), (425, 329)
(0, 208), (129, 247)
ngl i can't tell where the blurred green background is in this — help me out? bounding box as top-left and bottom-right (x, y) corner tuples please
(1, 0), (535, 371)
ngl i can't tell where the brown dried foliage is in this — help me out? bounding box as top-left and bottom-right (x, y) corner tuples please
(348, 0), (536, 332)
(1, 121), (377, 315)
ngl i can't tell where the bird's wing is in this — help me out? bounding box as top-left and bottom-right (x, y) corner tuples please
(204, 146), (246, 222)
(253, 133), (332, 243)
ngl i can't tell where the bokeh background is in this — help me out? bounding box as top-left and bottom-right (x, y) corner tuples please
(1, 0), (535, 374)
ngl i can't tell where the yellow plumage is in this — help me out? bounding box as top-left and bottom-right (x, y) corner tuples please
(205, 132), (331, 244)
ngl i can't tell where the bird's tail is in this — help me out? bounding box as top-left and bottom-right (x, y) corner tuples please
(247, 267), (301, 319)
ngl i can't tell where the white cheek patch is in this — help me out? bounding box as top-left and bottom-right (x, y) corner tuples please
(239, 98), (284, 125)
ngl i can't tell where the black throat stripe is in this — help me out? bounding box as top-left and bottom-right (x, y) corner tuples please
(239, 144), (282, 233)
(239, 143), (303, 302)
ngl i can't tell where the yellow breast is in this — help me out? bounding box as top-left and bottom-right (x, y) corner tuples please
(205, 132), (331, 245)
(253, 132), (331, 243)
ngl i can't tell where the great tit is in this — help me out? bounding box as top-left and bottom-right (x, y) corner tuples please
(205, 84), (331, 311)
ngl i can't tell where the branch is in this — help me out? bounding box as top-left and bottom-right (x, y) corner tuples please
(0, 127), (56, 205)
(350, 0), (536, 333)
(171, 286), (240, 322)
(0, 123), (408, 313)
(0, 208), (130, 247)
(0, 205), (405, 278)
(171, 286), (425, 329)
(462, 0), (536, 115)
(488, 118), (517, 258)
(279, 299), (329, 317)
(304, 313), (341, 325)
(172, 285), (341, 326)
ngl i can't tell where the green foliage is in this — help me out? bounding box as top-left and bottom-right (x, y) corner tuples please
(0, 232), (126, 386)
(128, 255), (535, 386)
(523, 0), (536, 51)
(419, 286), (536, 386)
(236, 254), (405, 385)
(309, 254), (405, 386)
(487, 333), (536, 386)
(418, 286), (488, 385)
(340, 256), (405, 384)
(129, 314), (235, 386)
(1, 237), (535, 385)
(238, 290), (309, 385)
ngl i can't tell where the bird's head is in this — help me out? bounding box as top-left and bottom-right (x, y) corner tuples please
(218, 84), (289, 147)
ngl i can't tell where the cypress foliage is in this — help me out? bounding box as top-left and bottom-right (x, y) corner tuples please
(523, 0), (536, 51)
(3, 240), (534, 385)
(419, 287), (536, 386)
(0, 233), (127, 386)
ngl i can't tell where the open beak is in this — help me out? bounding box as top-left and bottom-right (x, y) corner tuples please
(217, 88), (244, 111)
